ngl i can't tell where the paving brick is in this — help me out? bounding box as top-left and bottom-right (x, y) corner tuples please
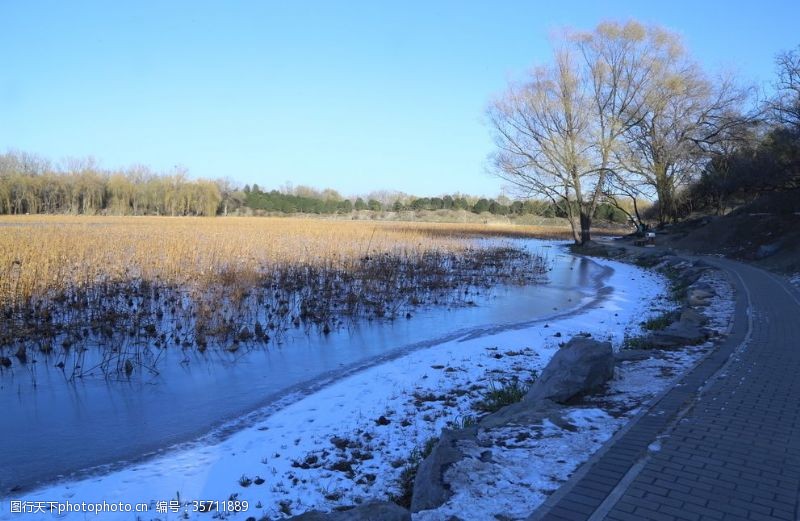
(556, 499), (595, 516)
(565, 485), (607, 501)
(747, 512), (783, 521)
(614, 495), (660, 511)
(706, 499), (751, 517)
(657, 504), (700, 521)
(577, 478), (615, 494)
(771, 508), (796, 521)
(653, 478), (690, 494)
(641, 491), (682, 509)
(563, 492), (601, 509)
(681, 502), (725, 519)
(632, 506), (675, 521)
(546, 506), (588, 520)
(664, 489), (708, 507)
(603, 512), (641, 521)
(631, 482), (670, 497)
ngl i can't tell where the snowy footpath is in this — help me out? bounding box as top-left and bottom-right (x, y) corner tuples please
(1, 254), (734, 521)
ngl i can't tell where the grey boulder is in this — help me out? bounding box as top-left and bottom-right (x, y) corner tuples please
(646, 311), (709, 347)
(686, 284), (715, 307)
(525, 336), (614, 404)
(410, 427), (476, 513)
(679, 307), (708, 327)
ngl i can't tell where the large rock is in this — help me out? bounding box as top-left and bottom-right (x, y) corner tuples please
(677, 267), (706, 287)
(686, 283), (715, 307)
(288, 502), (410, 521)
(646, 310), (709, 348)
(679, 307), (708, 327)
(410, 427), (476, 513)
(478, 396), (561, 428)
(525, 336), (614, 404)
(647, 327), (707, 348)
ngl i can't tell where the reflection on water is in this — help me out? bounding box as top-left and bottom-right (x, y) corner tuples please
(0, 240), (607, 493)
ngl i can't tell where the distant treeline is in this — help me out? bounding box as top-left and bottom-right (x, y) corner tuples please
(243, 184), (586, 217)
(0, 153), (630, 221)
(0, 155), (222, 216)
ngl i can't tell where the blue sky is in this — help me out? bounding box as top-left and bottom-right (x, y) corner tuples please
(2, 1), (798, 197)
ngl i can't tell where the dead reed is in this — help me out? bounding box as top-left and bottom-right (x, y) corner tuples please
(0, 216), (555, 378)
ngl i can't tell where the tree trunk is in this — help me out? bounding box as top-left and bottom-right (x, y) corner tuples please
(570, 220), (581, 244)
(655, 177), (672, 226)
(579, 211), (592, 245)
(564, 201), (581, 244)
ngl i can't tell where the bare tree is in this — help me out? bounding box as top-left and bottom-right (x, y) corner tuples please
(216, 177), (243, 216)
(570, 21), (669, 234)
(489, 47), (596, 244)
(488, 21), (663, 244)
(616, 36), (751, 224)
(771, 46), (800, 131)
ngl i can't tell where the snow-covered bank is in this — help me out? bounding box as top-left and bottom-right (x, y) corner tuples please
(415, 269), (734, 520)
(1, 254), (732, 521)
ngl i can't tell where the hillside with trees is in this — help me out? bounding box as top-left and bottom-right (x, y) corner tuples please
(680, 45), (799, 217)
(652, 45), (800, 273)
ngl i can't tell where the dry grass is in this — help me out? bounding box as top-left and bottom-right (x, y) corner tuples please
(0, 216), (571, 375)
(0, 215), (576, 306)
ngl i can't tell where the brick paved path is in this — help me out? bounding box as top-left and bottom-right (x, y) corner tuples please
(529, 257), (800, 521)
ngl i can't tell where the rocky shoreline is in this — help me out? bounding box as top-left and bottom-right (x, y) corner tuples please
(289, 244), (734, 521)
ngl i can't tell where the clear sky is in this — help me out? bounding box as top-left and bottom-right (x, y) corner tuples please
(2, 1), (798, 197)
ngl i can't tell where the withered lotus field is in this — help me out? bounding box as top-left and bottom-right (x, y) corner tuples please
(0, 216), (565, 378)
